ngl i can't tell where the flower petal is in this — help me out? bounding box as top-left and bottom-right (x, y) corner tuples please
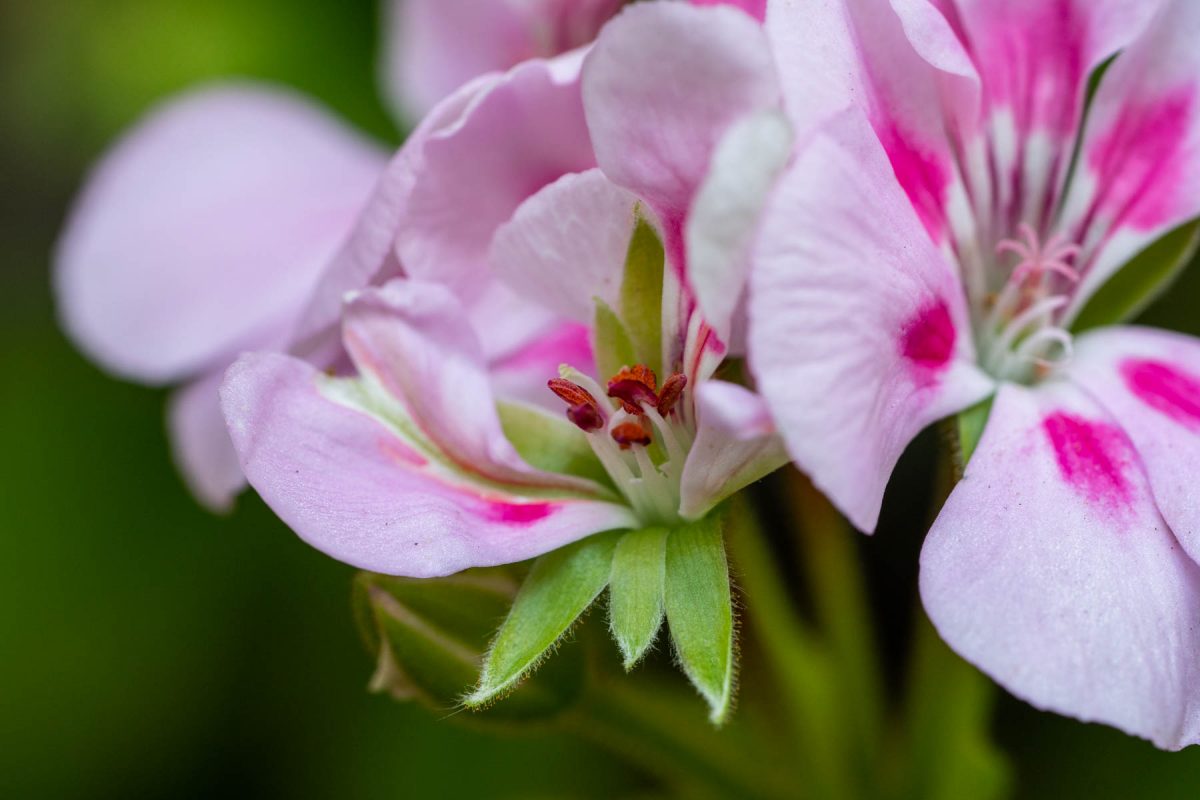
(491, 168), (639, 324)
(221, 352), (635, 577)
(167, 371), (245, 512)
(55, 83), (385, 383)
(582, 2), (781, 226)
(678, 381), (788, 520)
(381, 0), (623, 120)
(1057, 0), (1200, 320)
(290, 74), (499, 360)
(341, 280), (596, 493)
(767, 0), (978, 241)
(686, 109), (793, 345)
(396, 53), (598, 299)
(748, 109), (993, 533)
(920, 381), (1200, 749)
(1066, 326), (1200, 565)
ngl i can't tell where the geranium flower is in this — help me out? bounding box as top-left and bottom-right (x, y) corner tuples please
(751, 0), (1200, 747)
(221, 1), (788, 578)
(54, 0), (756, 512)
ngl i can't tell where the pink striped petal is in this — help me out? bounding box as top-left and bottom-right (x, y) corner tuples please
(921, 381), (1200, 749)
(748, 109), (993, 533)
(767, 0), (978, 242)
(1058, 0), (1200, 319)
(221, 352), (635, 577)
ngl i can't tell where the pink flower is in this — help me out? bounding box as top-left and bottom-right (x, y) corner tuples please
(751, 0), (1200, 747)
(220, 2), (789, 577)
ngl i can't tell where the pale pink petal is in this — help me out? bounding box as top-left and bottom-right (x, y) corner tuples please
(466, 280), (567, 365)
(55, 83), (386, 383)
(1057, 0), (1200, 319)
(381, 0), (622, 120)
(221, 352), (635, 577)
(489, 322), (595, 412)
(678, 381), (789, 520)
(491, 168), (639, 324)
(689, 0), (766, 23)
(582, 2), (781, 234)
(748, 109), (994, 533)
(341, 280), (596, 492)
(395, 52), (598, 299)
(1067, 326), (1200, 565)
(767, 0), (978, 241)
(290, 75), (498, 361)
(167, 371), (245, 512)
(686, 110), (793, 345)
(920, 381), (1200, 749)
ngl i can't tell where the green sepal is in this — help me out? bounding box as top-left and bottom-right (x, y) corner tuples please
(354, 569), (515, 705)
(593, 299), (637, 384)
(355, 569), (586, 722)
(467, 532), (621, 708)
(608, 526), (669, 669)
(1071, 219), (1200, 333)
(954, 396), (995, 470)
(497, 401), (613, 490)
(664, 513), (736, 724)
(619, 213), (666, 377)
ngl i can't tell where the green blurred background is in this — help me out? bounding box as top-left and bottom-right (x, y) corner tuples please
(2, 2), (1198, 797)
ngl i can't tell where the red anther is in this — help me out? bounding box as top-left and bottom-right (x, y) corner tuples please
(607, 364), (658, 414)
(610, 420), (653, 450)
(548, 378), (599, 408)
(566, 402), (604, 432)
(656, 373), (687, 416)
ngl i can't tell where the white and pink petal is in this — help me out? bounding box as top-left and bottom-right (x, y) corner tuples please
(748, 109), (993, 533)
(920, 380), (1200, 749)
(221, 352), (635, 577)
(1058, 0), (1200, 319)
(1067, 326), (1200, 565)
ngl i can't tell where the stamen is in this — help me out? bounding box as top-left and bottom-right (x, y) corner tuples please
(656, 373), (687, 416)
(611, 420), (652, 450)
(548, 377), (606, 432)
(607, 364), (658, 414)
(566, 402), (603, 432)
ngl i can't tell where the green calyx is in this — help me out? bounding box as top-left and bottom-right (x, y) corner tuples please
(466, 510), (737, 725)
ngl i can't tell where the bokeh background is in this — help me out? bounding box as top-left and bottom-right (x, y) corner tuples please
(2, 2), (1199, 797)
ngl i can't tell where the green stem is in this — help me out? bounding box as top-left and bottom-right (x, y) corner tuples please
(725, 496), (855, 800)
(565, 673), (794, 799)
(784, 470), (885, 782)
(884, 436), (1010, 800)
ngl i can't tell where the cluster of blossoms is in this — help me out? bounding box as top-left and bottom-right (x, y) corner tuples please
(58, 0), (1200, 748)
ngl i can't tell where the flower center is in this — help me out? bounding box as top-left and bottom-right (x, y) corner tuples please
(548, 363), (690, 524)
(974, 222), (1081, 384)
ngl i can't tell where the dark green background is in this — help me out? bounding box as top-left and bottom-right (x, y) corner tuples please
(2, 1), (1198, 797)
